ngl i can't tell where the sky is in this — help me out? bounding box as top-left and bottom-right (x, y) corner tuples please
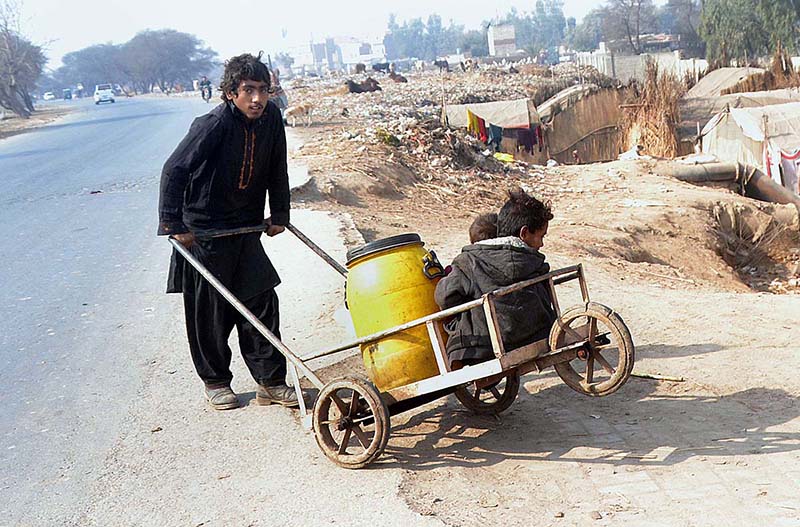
(24, 0), (611, 69)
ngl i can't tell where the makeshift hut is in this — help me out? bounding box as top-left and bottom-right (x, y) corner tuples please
(443, 98), (544, 160)
(702, 102), (800, 194)
(533, 84), (629, 164)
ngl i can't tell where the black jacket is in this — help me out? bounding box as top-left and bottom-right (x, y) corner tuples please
(434, 237), (556, 364)
(158, 100), (289, 235)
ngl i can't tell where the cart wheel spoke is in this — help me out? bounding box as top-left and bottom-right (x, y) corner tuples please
(352, 424), (370, 448)
(348, 389), (360, 418)
(595, 352), (616, 374)
(489, 387), (502, 399)
(330, 393), (348, 414)
(584, 353), (595, 384)
(470, 385), (481, 402)
(338, 428), (352, 454)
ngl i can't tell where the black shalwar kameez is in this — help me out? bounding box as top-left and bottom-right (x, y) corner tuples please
(158, 100), (290, 387)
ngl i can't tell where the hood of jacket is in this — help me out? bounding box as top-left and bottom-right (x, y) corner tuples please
(456, 236), (549, 287)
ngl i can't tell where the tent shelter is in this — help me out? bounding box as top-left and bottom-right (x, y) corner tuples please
(444, 98), (540, 129)
(702, 102), (800, 193)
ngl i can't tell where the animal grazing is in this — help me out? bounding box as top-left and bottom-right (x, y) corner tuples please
(372, 62), (391, 73)
(354, 63), (366, 74)
(344, 77), (382, 93)
(433, 59), (450, 73)
(284, 102), (314, 127)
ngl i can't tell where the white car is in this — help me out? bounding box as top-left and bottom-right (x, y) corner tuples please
(42, 92), (56, 101)
(94, 84), (115, 104)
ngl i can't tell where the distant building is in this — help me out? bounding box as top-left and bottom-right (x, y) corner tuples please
(488, 23), (516, 57)
(302, 36), (387, 73)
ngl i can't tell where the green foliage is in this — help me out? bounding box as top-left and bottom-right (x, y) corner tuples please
(700, 0), (771, 64)
(755, 0), (800, 53)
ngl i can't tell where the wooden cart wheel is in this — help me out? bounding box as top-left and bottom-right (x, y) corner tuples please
(454, 371), (520, 414)
(549, 302), (634, 397)
(312, 375), (390, 469)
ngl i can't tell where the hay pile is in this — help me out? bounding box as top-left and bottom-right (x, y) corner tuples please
(721, 47), (800, 95)
(621, 58), (684, 158)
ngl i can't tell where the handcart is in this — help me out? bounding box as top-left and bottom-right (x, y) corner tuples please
(169, 222), (634, 469)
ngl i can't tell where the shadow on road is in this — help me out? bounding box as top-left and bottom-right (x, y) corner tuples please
(383, 376), (799, 470)
(635, 342), (726, 359)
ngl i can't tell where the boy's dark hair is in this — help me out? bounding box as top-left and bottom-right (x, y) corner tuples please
(496, 187), (553, 237)
(220, 52), (271, 102)
(469, 212), (498, 243)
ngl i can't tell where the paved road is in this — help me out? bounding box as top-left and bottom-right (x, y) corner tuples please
(0, 96), (318, 525)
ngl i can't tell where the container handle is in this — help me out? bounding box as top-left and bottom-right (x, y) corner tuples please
(422, 250), (445, 279)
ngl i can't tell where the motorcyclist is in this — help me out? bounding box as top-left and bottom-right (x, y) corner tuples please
(199, 75), (213, 102)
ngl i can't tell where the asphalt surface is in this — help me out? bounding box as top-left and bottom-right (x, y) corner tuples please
(0, 96), (310, 524)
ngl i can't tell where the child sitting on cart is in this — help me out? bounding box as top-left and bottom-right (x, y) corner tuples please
(434, 188), (556, 369)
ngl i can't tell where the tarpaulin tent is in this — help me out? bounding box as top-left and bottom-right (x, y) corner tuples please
(702, 102), (800, 194)
(444, 99), (540, 129)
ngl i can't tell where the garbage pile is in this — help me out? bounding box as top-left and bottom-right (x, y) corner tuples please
(287, 64), (610, 203)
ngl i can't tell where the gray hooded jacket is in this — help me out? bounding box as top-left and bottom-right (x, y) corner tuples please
(434, 237), (556, 364)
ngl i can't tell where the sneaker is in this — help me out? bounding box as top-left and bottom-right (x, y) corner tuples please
(256, 384), (299, 408)
(204, 384), (240, 410)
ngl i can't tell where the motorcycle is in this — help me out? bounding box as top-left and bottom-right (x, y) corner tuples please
(200, 85), (212, 103)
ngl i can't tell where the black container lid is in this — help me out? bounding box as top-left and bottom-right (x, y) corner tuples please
(346, 233), (423, 265)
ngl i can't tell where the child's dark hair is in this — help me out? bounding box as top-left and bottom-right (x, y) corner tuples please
(496, 188), (553, 237)
(220, 52), (271, 102)
(469, 212), (498, 243)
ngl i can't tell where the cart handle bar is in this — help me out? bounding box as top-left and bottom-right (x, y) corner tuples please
(194, 220), (348, 277)
(302, 264), (584, 362)
(169, 237), (326, 389)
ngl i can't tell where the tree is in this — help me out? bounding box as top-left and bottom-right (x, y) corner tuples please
(459, 28), (489, 57)
(122, 30), (216, 93)
(571, 8), (607, 51)
(58, 44), (127, 94)
(660, 0), (703, 55)
(0, 0), (46, 117)
(604, 0), (657, 53)
(755, 0), (800, 53)
(700, 0), (769, 64)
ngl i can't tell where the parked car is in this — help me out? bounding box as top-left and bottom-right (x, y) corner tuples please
(62, 88), (72, 100)
(42, 92), (56, 101)
(94, 84), (115, 104)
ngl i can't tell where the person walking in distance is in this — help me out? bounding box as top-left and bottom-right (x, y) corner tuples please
(158, 52), (298, 410)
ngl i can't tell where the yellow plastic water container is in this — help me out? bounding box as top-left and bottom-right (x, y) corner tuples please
(345, 234), (444, 391)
